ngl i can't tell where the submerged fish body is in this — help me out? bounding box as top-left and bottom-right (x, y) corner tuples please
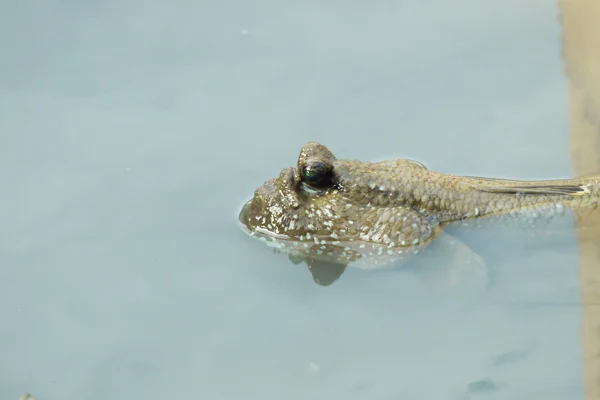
(238, 142), (600, 284)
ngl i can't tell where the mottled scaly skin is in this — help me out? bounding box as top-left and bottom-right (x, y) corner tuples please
(239, 142), (600, 284)
(335, 158), (600, 232)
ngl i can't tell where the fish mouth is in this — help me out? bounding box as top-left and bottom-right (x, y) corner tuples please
(238, 198), (253, 233)
(238, 198), (291, 244)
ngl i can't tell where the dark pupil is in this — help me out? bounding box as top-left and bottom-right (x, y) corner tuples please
(304, 164), (323, 180)
(302, 162), (330, 186)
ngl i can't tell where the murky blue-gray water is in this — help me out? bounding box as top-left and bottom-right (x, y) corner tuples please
(1, 1), (591, 399)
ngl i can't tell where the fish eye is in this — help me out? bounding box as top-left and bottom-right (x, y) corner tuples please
(301, 159), (333, 189)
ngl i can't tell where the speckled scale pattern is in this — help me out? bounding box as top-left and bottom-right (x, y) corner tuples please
(334, 159), (600, 225)
(239, 141), (600, 268)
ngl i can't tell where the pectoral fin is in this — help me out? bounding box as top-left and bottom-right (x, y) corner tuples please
(288, 251), (349, 286)
(305, 259), (348, 286)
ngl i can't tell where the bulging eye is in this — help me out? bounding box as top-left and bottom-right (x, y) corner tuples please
(301, 159), (333, 189)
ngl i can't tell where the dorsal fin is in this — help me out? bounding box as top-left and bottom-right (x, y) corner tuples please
(467, 176), (592, 196)
(374, 159), (428, 170)
(480, 184), (589, 196)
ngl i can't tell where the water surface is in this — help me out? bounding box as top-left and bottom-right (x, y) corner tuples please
(0, 1), (595, 399)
